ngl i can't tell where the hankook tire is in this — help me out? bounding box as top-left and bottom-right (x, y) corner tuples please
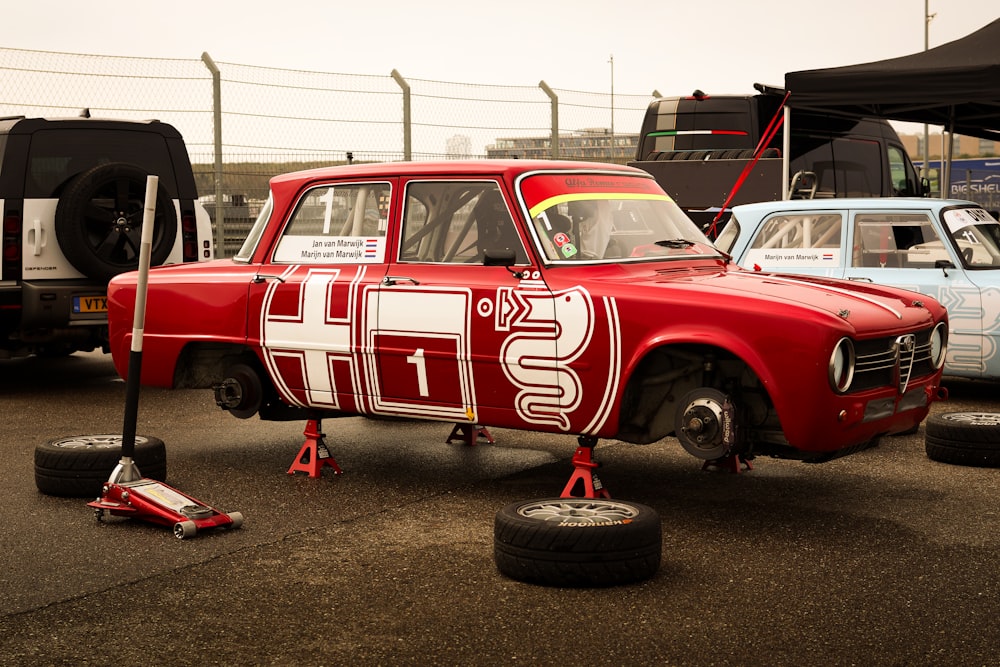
(494, 497), (661, 587)
(35, 434), (168, 497)
(924, 412), (1000, 468)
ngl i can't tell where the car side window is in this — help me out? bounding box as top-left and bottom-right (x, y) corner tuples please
(272, 182), (390, 263)
(888, 145), (919, 196)
(743, 213), (843, 268)
(852, 213), (942, 268)
(400, 181), (527, 264)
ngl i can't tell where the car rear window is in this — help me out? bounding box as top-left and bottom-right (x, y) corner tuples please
(25, 129), (178, 197)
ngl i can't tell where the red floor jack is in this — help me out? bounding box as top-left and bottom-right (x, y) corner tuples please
(89, 477), (244, 539)
(86, 176), (243, 539)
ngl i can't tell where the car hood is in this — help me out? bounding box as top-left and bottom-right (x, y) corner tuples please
(590, 262), (942, 333)
(724, 271), (932, 325)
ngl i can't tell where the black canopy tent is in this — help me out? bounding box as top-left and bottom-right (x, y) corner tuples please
(778, 17), (1000, 198)
(784, 17), (1000, 142)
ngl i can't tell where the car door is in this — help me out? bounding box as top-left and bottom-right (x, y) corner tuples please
(843, 208), (987, 377)
(254, 179), (393, 413)
(371, 178), (555, 426)
(737, 209), (847, 278)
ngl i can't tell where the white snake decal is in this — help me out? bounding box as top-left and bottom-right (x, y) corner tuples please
(499, 285), (598, 431)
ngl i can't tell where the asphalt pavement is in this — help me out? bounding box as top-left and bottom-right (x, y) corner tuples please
(1, 351), (998, 666)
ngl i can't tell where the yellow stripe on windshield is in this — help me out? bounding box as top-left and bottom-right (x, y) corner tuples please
(528, 192), (672, 219)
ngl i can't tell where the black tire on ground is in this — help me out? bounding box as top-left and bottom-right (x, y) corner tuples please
(494, 497), (661, 587)
(924, 412), (1000, 468)
(55, 162), (178, 282)
(34, 435), (168, 497)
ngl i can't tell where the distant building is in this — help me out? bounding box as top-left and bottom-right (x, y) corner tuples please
(484, 129), (999, 165)
(898, 132), (998, 159)
(446, 134), (473, 159)
(486, 129), (638, 164)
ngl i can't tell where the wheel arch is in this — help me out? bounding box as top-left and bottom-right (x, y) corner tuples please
(615, 331), (780, 444)
(172, 341), (262, 389)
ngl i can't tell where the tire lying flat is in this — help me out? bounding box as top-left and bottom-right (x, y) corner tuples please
(35, 435), (168, 497)
(924, 412), (1000, 468)
(494, 497), (661, 587)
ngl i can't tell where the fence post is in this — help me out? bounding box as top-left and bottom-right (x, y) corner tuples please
(539, 81), (558, 158)
(391, 69), (411, 162)
(201, 52), (224, 256)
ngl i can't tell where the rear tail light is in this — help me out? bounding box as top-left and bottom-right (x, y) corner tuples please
(2, 208), (22, 273)
(180, 208), (198, 263)
(3, 213), (19, 234)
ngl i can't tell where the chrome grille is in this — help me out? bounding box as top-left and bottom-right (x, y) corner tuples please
(850, 327), (936, 393)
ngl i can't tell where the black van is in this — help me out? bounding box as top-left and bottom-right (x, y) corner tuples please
(629, 85), (926, 224)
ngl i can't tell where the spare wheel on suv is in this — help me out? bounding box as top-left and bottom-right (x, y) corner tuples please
(55, 162), (178, 282)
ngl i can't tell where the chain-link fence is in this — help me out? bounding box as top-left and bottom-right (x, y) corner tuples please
(0, 47), (657, 255)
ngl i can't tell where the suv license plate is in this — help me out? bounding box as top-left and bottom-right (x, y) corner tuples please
(73, 295), (108, 313)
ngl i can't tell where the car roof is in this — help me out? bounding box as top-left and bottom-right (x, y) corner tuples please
(269, 159), (649, 186)
(0, 115), (181, 137)
(731, 197), (979, 217)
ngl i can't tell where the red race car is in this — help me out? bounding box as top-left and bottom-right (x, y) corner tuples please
(108, 160), (948, 478)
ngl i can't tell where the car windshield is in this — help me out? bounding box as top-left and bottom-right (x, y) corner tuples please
(942, 206), (1000, 269)
(234, 194), (273, 262)
(713, 217), (740, 254)
(518, 171), (718, 262)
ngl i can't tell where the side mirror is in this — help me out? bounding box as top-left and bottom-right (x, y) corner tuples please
(934, 259), (955, 277)
(483, 249), (516, 267)
(920, 177), (931, 198)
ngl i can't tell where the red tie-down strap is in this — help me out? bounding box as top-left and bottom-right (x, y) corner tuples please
(707, 91), (791, 239)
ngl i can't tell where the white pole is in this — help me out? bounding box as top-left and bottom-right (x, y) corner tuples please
(111, 174), (158, 484)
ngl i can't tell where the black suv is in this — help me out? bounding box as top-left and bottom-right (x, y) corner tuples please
(0, 115), (213, 358)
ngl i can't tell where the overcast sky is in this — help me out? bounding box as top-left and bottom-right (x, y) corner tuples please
(5, 0), (997, 98)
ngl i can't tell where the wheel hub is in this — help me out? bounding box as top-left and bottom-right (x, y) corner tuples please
(682, 402), (722, 444)
(213, 363), (264, 418)
(214, 377), (244, 409)
(675, 388), (737, 460)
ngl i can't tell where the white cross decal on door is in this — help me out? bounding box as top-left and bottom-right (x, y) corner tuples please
(262, 266), (368, 409)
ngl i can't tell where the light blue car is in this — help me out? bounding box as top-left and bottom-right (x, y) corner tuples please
(716, 197), (1000, 380)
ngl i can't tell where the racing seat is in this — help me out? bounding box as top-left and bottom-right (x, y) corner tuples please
(475, 192), (526, 263)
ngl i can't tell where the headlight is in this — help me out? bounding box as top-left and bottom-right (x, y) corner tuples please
(829, 337), (856, 393)
(930, 321), (948, 370)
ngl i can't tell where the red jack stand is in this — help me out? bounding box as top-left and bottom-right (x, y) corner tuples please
(288, 419), (343, 478)
(702, 453), (754, 474)
(446, 423), (494, 447)
(560, 437), (611, 499)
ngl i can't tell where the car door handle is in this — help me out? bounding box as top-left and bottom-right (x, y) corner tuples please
(383, 276), (420, 286)
(28, 219), (46, 256)
(846, 276), (873, 282)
